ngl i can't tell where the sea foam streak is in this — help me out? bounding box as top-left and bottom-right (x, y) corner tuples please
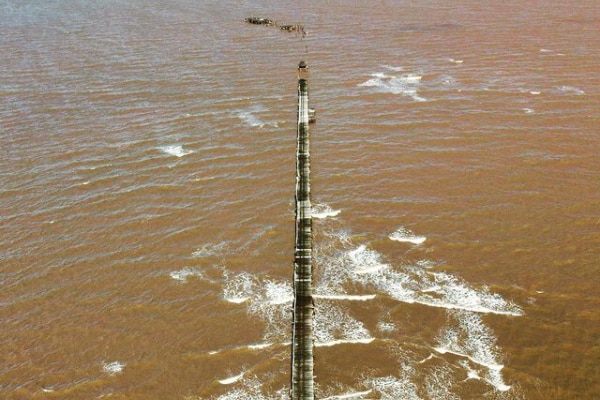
(219, 372), (245, 385)
(213, 377), (288, 400)
(314, 302), (373, 347)
(313, 203), (341, 219)
(424, 366), (461, 400)
(314, 294), (376, 301)
(345, 244), (522, 316)
(222, 272), (256, 304)
(238, 111), (263, 127)
(553, 85), (585, 95)
(102, 361), (125, 375)
(347, 245), (389, 274)
(321, 389), (373, 399)
(192, 241), (229, 258)
(169, 267), (203, 282)
(389, 226), (426, 245)
(237, 105), (279, 128)
(223, 272), (293, 342)
(435, 310), (511, 391)
(358, 68), (426, 102)
(369, 376), (421, 400)
(160, 145), (193, 157)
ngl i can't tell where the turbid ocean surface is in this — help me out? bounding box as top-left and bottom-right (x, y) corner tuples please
(1, 0), (599, 399)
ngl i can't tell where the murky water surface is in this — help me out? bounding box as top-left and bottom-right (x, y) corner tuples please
(1, 1), (599, 399)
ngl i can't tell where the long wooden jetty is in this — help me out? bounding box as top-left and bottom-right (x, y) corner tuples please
(291, 61), (315, 400)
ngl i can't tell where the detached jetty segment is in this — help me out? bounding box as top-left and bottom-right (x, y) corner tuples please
(245, 17), (306, 38)
(291, 61), (315, 400)
(245, 16), (274, 25)
(280, 24), (307, 37)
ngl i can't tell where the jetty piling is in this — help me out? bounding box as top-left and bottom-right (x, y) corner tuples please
(291, 61), (315, 400)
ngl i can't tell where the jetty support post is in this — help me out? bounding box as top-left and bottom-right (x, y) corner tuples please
(291, 60), (315, 400)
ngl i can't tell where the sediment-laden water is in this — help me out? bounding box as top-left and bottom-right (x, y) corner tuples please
(1, 1), (599, 399)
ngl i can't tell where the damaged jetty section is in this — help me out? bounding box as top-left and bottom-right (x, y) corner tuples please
(245, 16), (306, 38)
(245, 16), (274, 25)
(291, 61), (315, 400)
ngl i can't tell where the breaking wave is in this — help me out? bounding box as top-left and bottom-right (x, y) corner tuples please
(209, 219), (523, 399)
(435, 310), (512, 391)
(313, 203), (341, 219)
(169, 267), (204, 282)
(358, 68), (426, 101)
(102, 361), (125, 375)
(159, 144), (193, 157)
(344, 244), (522, 316)
(389, 226), (427, 245)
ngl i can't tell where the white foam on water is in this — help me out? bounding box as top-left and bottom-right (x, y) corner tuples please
(314, 294), (376, 301)
(416, 259), (437, 269)
(358, 70), (426, 102)
(214, 377), (289, 400)
(435, 310), (511, 392)
(418, 353), (435, 364)
(213, 224), (523, 398)
(347, 245), (389, 274)
(321, 389), (373, 399)
(522, 108), (535, 114)
(448, 58), (463, 64)
(424, 366), (461, 400)
(369, 376), (421, 400)
(247, 342), (273, 350)
(160, 145), (193, 157)
(427, 271), (522, 316)
(540, 48), (553, 52)
(169, 267), (204, 282)
(237, 106), (279, 128)
(264, 280), (294, 305)
(206, 341), (280, 357)
(383, 65), (404, 72)
(316, 232), (522, 393)
(238, 110), (263, 127)
(219, 372), (245, 385)
(314, 302), (373, 347)
(102, 361), (125, 375)
(222, 272), (256, 304)
(313, 203), (341, 219)
(192, 241), (229, 258)
(345, 244), (523, 316)
(554, 85), (585, 95)
(226, 297), (249, 304)
(459, 359), (482, 380)
(529, 91), (541, 95)
(315, 338), (375, 347)
(377, 321), (396, 332)
(222, 274), (292, 343)
(389, 227), (426, 245)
